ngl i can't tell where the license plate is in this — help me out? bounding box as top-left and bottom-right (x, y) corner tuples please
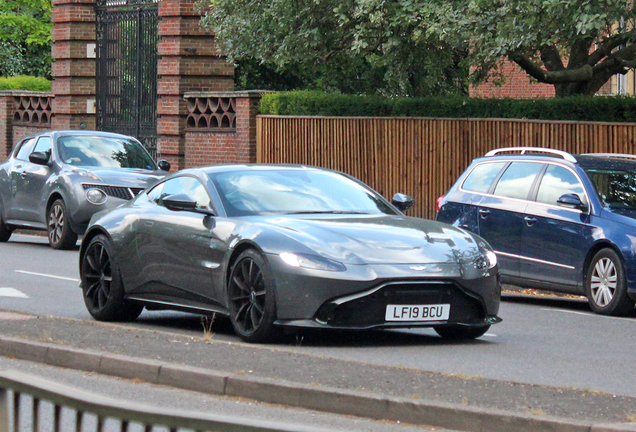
(385, 304), (450, 322)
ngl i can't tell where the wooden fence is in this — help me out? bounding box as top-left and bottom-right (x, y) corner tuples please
(257, 116), (636, 219)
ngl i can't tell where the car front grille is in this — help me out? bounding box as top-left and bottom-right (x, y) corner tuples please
(82, 184), (142, 200)
(314, 281), (486, 328)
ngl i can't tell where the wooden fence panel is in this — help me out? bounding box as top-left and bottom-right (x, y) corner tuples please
(257, 116), (636, 220)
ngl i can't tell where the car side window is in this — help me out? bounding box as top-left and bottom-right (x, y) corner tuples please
(158, 176), (212, 210)
(493, 162), (543, 200)
(536, 165), (585, 206)
(14, 138), (36, 161)
(462, 162), (507, 193)
(32, 136), (52, 154)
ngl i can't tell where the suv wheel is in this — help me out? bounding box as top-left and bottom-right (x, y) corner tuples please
(47, 199), (78, 250)
(585, 249), (635, 316)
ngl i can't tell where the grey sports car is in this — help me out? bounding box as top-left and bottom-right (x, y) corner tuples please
(79, 165), (501, 342)
(0, 130), (170, 249)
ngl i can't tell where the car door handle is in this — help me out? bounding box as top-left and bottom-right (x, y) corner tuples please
(524, 216), (537, 226)
(19, 171), (27, 179)
(479, 209), (490, 219)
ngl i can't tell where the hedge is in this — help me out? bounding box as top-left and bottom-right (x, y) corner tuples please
(0, 75), (51, 91)
(259, 91), (636, 123)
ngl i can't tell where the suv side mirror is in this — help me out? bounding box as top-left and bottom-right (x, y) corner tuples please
(392, 193), (415, 212)
(158, 159), (171, 171)
(557, 193), (588, 212)
(29, 151), (50, 165)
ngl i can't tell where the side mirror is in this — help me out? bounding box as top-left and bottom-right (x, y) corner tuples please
(162, 194), (214, 216)
(158, 159), (171, 171)
(557, 193), (588, 212)
(392, 193), (415, 212)
(29, 151), (50, 165)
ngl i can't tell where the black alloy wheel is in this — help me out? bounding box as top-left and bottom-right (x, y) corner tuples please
(81, 234), (143, 321)
(434, 325), (490, 340)
(585, 248), (635, 316)
(47, 199), (78, 249)
(228, 249), (279, 343)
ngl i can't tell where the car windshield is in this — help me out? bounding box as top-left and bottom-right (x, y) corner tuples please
(586, 169), (636, 209)
(57, 136), (157, 170)
(211, 169), (397, 217)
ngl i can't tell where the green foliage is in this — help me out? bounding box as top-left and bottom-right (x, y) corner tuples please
(199, 0), (468, 97)
(0, 75), (51, 91)
(0, 0), (52, 79)
(260, 91), (636, 123)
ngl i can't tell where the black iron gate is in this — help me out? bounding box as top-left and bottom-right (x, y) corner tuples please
(95, 0), (159, 157)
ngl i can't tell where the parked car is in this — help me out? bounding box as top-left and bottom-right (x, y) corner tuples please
(437, 147), (636, 316)
(0, 130), (170, 249)
(79, 164), (501, 342)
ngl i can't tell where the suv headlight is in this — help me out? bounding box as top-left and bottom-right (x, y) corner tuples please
(280, 252), (346, 272)
(86, 188), (107, 205)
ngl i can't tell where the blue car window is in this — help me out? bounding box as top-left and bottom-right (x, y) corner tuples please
(14, 138), (36, 161)
(462, 162), (506, 193)
(587, 169), (636, 209)
(536, 165), (584, 206)
(493, 162), (543, 200)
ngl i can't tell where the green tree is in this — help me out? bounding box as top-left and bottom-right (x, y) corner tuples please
(0, 0), (52, 78)
(199, 0), (468, 97)
(446, 0), (636, 97)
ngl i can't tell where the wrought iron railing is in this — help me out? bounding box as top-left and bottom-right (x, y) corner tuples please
(0, 370), (333, 432)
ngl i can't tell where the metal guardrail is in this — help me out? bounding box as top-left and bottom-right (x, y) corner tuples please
(0, 370), (337, 432)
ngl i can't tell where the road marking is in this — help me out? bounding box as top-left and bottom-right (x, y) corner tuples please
(541, 308), (635, 322)
(0, 288), (29, 298)
(14, 270), (79, 282)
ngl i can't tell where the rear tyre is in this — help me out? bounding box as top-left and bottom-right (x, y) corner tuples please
(81, 234), (143, 321)
(585, 249), (634, 316)
(434, 325), (490, 340)
(228, 249), (279, 343)
(47, 199), (78, 250)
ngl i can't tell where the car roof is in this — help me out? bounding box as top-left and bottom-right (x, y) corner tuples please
(19, 130), (138, 141)
(198, 164), (334, 175)
(480, 147), (636, 171)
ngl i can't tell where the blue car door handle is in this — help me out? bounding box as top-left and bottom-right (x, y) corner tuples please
(524, 216), (537, 226)
(479, 209), (490, 219)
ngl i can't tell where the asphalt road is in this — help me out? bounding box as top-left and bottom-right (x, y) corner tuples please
(2, 233), (636, 399)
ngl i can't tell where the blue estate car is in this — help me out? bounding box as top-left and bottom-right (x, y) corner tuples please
(437, 147), (636, 316)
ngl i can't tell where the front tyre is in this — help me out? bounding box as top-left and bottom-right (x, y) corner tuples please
(0, 213), (12, 242)
(80, 234), (143, 321)
(434, 325), (490, 340)
(47, 199), (78, 250)
(228, 249), (279, 343)
(585, 249), (634, 316)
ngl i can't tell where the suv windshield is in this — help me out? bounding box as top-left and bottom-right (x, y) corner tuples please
(57, 136), (157, 170)
(586, 169), (636, 209)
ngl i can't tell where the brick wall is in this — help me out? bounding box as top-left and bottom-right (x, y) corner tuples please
(470, 61), (555, 98)
(184, 92), (262, 167)
(0, 92), (54, 160)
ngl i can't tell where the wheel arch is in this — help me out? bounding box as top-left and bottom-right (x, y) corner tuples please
(224, 240), (266, 288)
(79, 227), (111, 267)
(582, 240), (624, 282)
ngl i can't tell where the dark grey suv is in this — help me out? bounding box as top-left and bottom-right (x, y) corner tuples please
(0, 130), (170, 249)
(437, 147), (636, 316)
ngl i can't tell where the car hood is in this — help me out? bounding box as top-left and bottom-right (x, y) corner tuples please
(65, 167), (167, 187)
(259, 214), (485, 265)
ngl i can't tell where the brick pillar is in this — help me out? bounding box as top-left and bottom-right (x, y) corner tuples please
(51, 0), (97, 130)
(157, 0), (234, 170)
(0, 93), (15, 159)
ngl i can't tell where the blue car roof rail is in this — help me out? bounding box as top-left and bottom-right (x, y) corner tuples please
(485, 147), (577, 163)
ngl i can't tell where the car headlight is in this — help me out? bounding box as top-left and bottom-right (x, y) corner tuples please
(279, 252), (346, 272)
(85, 188), (107, 205)
(474, 250), (497, 270)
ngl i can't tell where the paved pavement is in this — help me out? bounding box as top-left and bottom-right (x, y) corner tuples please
(0, 310), (635, 432)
